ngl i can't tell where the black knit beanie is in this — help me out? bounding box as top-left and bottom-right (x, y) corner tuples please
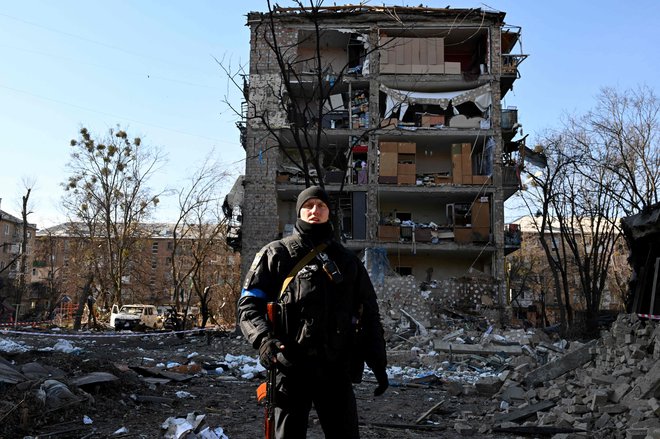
(295, 186), (331, 217)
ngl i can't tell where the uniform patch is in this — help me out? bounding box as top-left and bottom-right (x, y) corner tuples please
(243, 249), (266, 290)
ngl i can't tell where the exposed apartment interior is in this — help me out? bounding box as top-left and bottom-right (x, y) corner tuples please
(233, 5), (527, 310)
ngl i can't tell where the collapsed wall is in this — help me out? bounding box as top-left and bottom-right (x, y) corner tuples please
(374, 274), (501, 330)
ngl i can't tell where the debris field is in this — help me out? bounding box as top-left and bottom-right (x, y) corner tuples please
(1, 312), (659, 438)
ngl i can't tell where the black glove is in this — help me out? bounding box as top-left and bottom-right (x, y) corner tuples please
(373, 368), (389, 396)
(259, 337), (284, 369)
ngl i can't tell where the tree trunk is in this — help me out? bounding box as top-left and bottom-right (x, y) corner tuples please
(73, 276), (94, 330)
(16, 189), (31, 313)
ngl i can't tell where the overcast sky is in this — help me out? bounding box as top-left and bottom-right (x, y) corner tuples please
(1, 0), (658, 227)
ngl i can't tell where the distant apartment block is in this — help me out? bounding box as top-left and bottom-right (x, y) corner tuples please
(0, 204), (36, 317)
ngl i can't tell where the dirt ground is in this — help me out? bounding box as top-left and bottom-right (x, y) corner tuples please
(0, 328), (520, 439)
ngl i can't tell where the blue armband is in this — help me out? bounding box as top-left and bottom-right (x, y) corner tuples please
(240, 288), (267, 300)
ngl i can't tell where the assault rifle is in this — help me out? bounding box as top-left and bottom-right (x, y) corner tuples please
(256, 302), (278, 439)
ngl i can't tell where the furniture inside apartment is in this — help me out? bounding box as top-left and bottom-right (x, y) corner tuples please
(378, 141), (417, 185)
(446, 198), (491, 243)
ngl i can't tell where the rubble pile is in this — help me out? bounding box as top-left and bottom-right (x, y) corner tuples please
(0, 333), (253, 438)
(475, 314), (659, 438)
(2, 311), (659, 438)
(380, 310), (659, 438)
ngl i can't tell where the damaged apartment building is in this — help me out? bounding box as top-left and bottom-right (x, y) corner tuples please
(232, 5), (527, 322)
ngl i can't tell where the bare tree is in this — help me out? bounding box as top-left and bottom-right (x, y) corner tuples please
(522, 133), (625, 335)
(32, 229), (66, 314)
(168, 154), (233, 327)
(587, 85), (659, 216)
(62, 126), (166, 306)
(203, 254), (242, 328)
(518, 85), (658, 336)
(553, 147), (621, 335)
(218, 1), (388, 235)
(506, 249), (557, 328)
(518, 135), (575, 334)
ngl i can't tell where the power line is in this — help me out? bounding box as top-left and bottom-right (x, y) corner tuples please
(0, 84), (240, 146)
(0, 42), (221, 91)
(0, 11), (187, 71)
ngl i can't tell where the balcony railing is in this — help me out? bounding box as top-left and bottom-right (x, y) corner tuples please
(502, 54), (528, 75)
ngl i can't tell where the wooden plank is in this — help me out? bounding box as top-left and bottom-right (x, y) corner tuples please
(415, 400), (445, 424)
(433, 341), (523, 355)
(130, 365), (193, 382)
(494, 400), (555, 423)
(359, 421), (447, 431)
(523, 340), (597, 387)
(493, 426), (588, 435)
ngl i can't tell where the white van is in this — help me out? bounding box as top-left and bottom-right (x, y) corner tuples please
(110, 304), (162, 330)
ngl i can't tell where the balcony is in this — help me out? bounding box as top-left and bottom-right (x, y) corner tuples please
(371, 227), (493, 252)
(346, 237), (495, 257)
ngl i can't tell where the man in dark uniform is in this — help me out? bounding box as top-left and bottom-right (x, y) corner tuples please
(237, 186), (388, 439)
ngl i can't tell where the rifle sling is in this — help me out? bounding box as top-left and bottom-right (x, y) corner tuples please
(279, 242), (328, 298)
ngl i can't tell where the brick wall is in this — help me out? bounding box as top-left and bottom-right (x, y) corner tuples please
(376, 275), (501, 329)
(250, 23), (298, 75)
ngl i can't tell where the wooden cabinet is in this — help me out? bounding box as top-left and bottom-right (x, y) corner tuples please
(471, 198), (490, 242)
(448, 199), (490, 243)
(398, 142), (416, 154)
(379, 141), (416, 184)
(451, 144), (464, 184)
(397, 142), (416, 185)
(380, 152), (398, 177)
(378, 225), (400, 241)
(471, 199), (490, 228)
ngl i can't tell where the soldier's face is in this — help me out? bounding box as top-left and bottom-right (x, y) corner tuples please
(300, 198), (329, 224)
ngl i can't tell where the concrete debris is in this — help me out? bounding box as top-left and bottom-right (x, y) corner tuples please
(399, 308), (428, 336)
(484, 314), (660, 439)
(494, 400), (555, 423)
(36, 379), (81, 410)
(70, 371), (119, 387)
(161, 412), (229, 439)
(385, 311), (660, 438)
(453, 422), (475, 435)
(523, 339), (597, 387)
(434, 341), (523, 355)
(2, 311), (660, 438)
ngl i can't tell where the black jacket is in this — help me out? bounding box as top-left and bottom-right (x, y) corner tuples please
(237, 232), (386, 377)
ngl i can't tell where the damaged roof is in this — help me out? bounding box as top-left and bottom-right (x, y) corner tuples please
(247, 5), (506, 25)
